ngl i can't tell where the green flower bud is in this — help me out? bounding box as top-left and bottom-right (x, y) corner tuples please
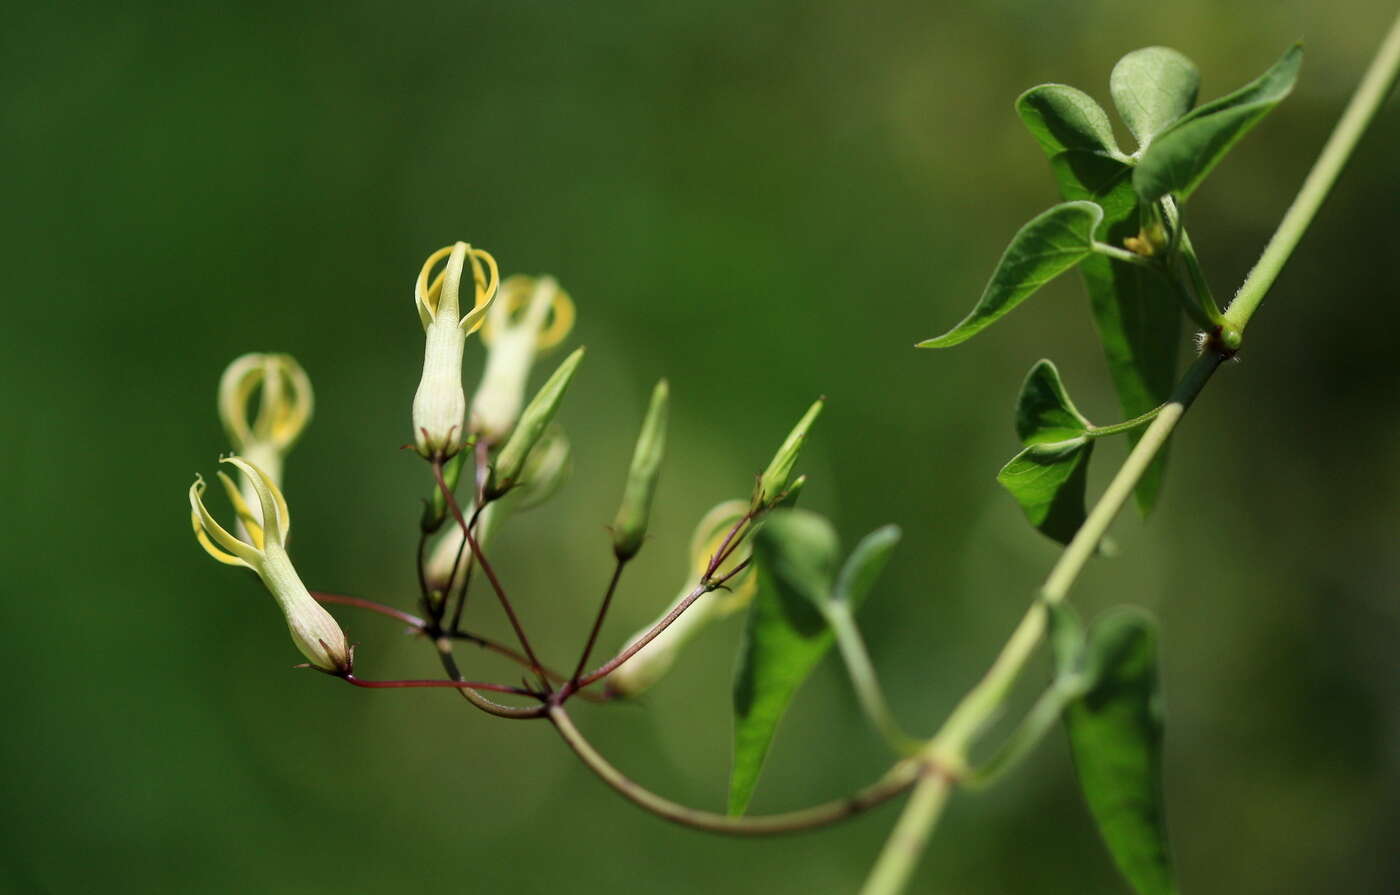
(470, 275), (575, 443)
(487, 347), (585, 499)
(755, 397), (823, 508)
(412, 242), (499, 460)
(611, 379), (669, 561)
(190, 457), (350, 673)
(608, 500), (757, 698)
(218, 353), (313, 531)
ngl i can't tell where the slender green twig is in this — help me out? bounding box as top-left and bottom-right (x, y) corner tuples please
(1225, 11), (1400, 333)
(864, 18), (1400, 889)
(1085, 405), (1164, 438)
(548, 704), (921, 835)
(964, 679), (1085, 788)
(858, 771), (954, 895)
(826, 603), (923, 756)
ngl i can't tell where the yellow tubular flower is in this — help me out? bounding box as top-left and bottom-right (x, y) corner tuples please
(608, 500), (758, 698)
(470, 274), (575, 443)
(190, 457), (351, 673)
(412, 242), (500, 460)
(218, 353), (313, 528)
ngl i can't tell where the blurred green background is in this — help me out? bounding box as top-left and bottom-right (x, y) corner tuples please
(5, 1), (1399, 892)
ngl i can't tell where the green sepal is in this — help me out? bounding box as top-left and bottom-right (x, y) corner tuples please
(487, 347), (585, 498)
(755, 398), (823, 507)
(611, 379), (669, 560)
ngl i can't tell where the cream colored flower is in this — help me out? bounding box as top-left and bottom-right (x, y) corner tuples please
(218, 353), (313, 528)
(190, 457), (350, 673)
(470, 274), (575, 443)
(412, 242), (500, 459)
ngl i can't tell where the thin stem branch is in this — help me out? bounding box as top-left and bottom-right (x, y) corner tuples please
(341, 674), (535, 696)
(548, 704), (920, 835)
(1224, 10), (1400, 333)
(575, 558), (750, 690)
(431, 640), (550, 720)
(432, 458), (548, 685)
(1085, 405), (1163, 438)
(569, 559), (628, 688)
(310, 591), (425, 629)
(827, 603), (922, 756)
(1090, 241), (1155, 268)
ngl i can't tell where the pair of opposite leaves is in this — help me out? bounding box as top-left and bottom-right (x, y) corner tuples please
(922, 45), (1300, 531)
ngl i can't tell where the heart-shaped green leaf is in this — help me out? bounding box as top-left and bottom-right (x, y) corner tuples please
(998, 437), (1094, 545)
(1111, 47), (1200, 149)
(730, 510), (840, 815)
(918, 201), (1104, 348)
(1064, 608), (1176, 895)
(1134, 44), (1302, 203)
(1018, 84), (1123, 158)
(1015, 359), (1092, 445)
(1018, 92), (1181, 515)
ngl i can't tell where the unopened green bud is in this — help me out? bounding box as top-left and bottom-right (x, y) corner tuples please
(776, 474), (807, 508)
(608, 500), (757, 698)
(611, 379), (669, 561)
(218, 353), (313, 531)
(487, 347), (585, 499)
(755, 397), (824, 507)
(470, 275), (576, 442)
(190, 457), (351, 673)
(412, 242), (499, 460)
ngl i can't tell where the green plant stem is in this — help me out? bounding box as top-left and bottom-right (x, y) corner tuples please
(547, 704), (920, 835)
(964, 679), (1083, 788)
(1090, 242), (1154, 267)
(932, 351), (1221, 760)
(1224, 10), (1400, 333)
(858, 771), (953, 895)
(827, 603), (923, 756)
(1086, 405), (1163, 438)
(861, 351), (1222, 895)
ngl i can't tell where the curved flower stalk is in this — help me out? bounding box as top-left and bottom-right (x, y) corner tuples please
(190, 457), (351, 673)
(412, 242), (500, 459)
(608, 500), (758, 697)
(218, 353), (313, 530)
(470, 274), (576, 443)
(423, 426), (572, 598)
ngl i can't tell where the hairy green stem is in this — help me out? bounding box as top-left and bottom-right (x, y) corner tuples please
(1224, 10), (1400, 333)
